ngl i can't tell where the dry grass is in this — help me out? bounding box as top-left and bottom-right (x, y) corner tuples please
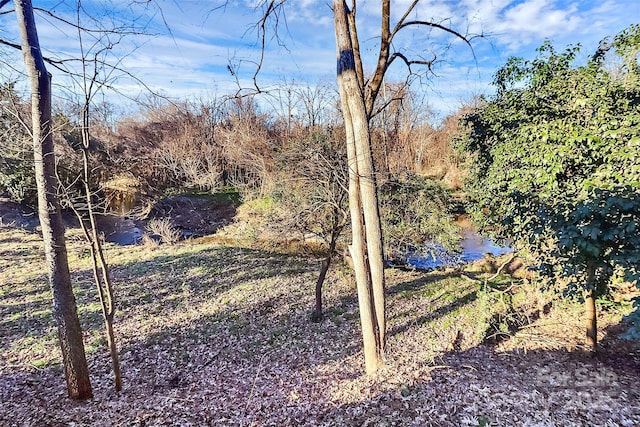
(1, 226), (639, 426)
(146, 217), (182, 245)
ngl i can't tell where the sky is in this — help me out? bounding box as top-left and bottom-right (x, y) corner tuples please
(1, 0), (639, 120)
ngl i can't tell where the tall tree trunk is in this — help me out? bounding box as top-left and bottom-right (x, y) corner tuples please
(15, 0), (92, 399)
(585, 260), (598, 354)
(334, 0), (385, 373)
(345, 115), (381, 373)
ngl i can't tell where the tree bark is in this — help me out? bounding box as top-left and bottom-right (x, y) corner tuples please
(312, 214), (344, 322)
(15, 0), (92, 399)
(585, 260), (598, 354)
(80, 99), (122, 391)
(313, 257), (330, 321)
(345, 109), (382, 373)
(334, 0), (385, 373)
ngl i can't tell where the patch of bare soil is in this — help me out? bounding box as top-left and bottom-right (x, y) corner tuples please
(149, 195), (238, 238)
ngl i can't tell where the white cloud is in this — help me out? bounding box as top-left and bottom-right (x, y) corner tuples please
(2, 0), (638, 117)
(499, 0), (581, 45)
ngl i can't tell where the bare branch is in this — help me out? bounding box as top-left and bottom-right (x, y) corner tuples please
(368, 87), (407, 121)
(393, 0), (419, 31)
(1, 88), (32, 137)
(0, 38), (21, 50)
(393, 20), (474, 49)
(362, 3), (481, 119)
(389, 51), (436, 72)
(250, 0), (288, 93)
(33, 7), (146, 35)
(364, 0), (391, 117)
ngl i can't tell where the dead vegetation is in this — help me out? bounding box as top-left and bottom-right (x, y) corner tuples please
(1, 225), (639, 426)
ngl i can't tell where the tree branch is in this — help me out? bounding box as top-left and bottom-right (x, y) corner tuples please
(388, 51), (436, 73)
(393, 20), (474, 50)
(0, 38), (22, 50)
(0, 36), (83, 71)
(364, 0), (391, 117)
(364, 3), (480, 120)
(251, 0), (288, 93)
(33, 7), (148, 36)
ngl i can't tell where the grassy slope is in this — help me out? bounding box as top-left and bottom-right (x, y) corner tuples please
(1, 225), (639, 426)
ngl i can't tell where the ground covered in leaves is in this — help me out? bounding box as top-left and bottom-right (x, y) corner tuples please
(1, 224), (639, 426)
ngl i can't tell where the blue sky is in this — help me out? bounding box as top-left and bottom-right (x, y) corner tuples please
(1, 1), (639, 119)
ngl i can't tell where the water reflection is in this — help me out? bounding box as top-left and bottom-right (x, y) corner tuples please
(107, 192), (137, 216)
(403, 230), (512, 270)
(95, 215), (142, 245)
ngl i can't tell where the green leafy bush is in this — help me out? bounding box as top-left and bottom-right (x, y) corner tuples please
(459, 25), (640, 333)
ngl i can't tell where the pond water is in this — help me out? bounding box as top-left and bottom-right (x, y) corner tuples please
(95, 212), (511, 269)
(96, 188), (142, 245)
(95, 193), (240, 245)
(402, 230), (512, 270)
(95, 194), (511, 268)
(96, 215), (142, 245)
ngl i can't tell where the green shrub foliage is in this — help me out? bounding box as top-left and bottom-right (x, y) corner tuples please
(458, 25), (640, 333)
(379, 174), (461, 264)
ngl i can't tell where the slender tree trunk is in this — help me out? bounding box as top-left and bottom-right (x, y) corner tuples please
(313, 257), (330, 321)
(77, 166), (122, 391)
(105, 315), (122, 390)
(356, 129), (386, 349)
(15, 0), (92, 399)
(312, 221), (342, 321)
(334, 0), (385, 373)
(585, 260), (598, 353)
(80, 103), (123, 392)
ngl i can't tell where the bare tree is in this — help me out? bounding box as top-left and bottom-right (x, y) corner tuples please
(334, 1), (476, 372)
(218, 96), (278, 196)
(4, 0), (164, 394)
(13, 0), (92, 399)
(333, 1), (386, 372)
(254, 0), (477, 373)
(55, 0), (173, 392)
(65, 4), (127, 390)
(269, 129), (349, 321)
(142, 100), (224, 191)
(295, 79), (336, 129)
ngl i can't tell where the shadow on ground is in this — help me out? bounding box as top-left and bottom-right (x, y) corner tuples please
(2, 240), (639, 426)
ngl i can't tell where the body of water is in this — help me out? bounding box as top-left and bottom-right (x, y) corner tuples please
(403, 230), (512, 270)
(96, 215), (142, 245)
(95, 194), (510, 269)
